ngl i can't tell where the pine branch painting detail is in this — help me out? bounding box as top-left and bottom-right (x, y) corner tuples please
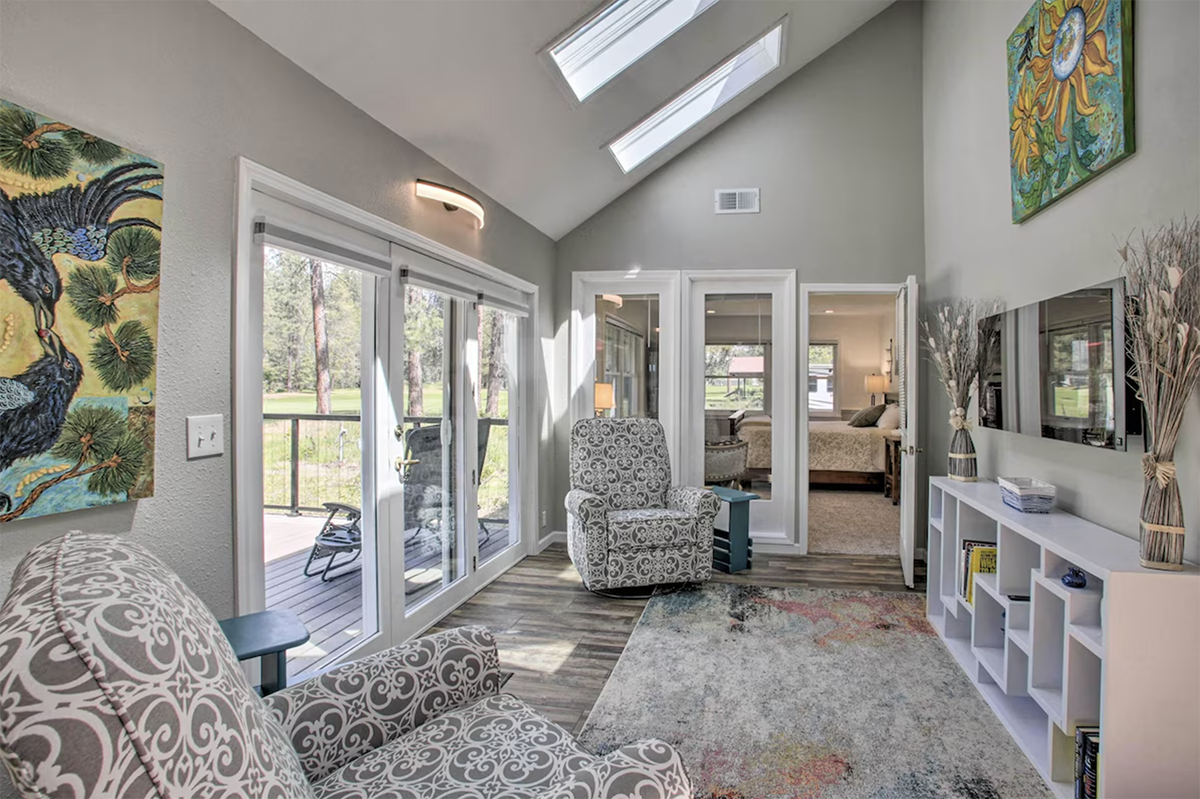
(0, 99), (162, 522)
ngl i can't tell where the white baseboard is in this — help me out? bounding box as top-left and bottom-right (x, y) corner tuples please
(537, 531), (567, 552)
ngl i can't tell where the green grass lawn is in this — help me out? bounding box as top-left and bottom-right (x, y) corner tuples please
(262, 385), (511, 518)
(1053, 386), (1089, 419)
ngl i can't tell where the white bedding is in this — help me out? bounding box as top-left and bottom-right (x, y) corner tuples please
(808, 421), (889, 472)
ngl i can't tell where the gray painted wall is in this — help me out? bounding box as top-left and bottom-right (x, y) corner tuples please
(0, 2), (558, 616)
(922, 0), (1200, 562)
(553, 1), (926, 530)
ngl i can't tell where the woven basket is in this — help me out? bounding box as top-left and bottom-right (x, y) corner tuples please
(948, 428), (978, 482)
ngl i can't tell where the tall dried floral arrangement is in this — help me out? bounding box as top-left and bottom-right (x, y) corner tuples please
(922, 299), (1004, 481)
(1122, 218), (1200, 570)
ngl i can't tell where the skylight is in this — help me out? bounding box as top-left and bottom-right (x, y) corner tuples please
(549, 0), (720, 102)
(608, 22), (784, 173)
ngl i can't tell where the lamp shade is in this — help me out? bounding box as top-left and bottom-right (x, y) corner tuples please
(594, 382), (616, 411)
(864, 374), (888, 395)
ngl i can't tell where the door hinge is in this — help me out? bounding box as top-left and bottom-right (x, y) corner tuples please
(472, 468), (477, 486)
(472, 555), (477, 571)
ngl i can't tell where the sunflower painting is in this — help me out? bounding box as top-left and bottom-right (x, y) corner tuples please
(0, 99), (163, 522)
(1008, 0), (1134, 222)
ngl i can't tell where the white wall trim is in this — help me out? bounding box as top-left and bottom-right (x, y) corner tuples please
(538, 531), (568, 551)
(798, 282), (903, 555)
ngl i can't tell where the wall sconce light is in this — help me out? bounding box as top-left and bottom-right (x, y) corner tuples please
(601, 294), (624, 308)
(415, 180), (485, 229)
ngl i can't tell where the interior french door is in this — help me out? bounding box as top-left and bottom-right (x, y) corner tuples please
(897, 275), (919, 588)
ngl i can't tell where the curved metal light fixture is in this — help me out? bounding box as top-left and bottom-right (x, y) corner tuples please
(415, 180), (485, 229)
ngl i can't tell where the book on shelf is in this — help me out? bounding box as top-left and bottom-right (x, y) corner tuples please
(1074, 726), (1100, 799)
(958, 540), (992, 597)
(966, 547), (997, 605)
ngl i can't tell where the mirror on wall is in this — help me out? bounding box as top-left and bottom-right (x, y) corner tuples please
(978, 279), (1142, 451)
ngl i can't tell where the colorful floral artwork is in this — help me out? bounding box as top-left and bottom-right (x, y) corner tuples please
(1008, 0), (1134, 222)
(0, 99), (162, 522)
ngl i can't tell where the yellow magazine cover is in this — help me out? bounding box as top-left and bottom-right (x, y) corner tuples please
(967, 547), (997, 604)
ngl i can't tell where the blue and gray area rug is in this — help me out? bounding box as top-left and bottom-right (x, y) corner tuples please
(578, 583), (1051, 799)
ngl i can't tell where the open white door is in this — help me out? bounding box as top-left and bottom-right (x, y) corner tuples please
(897, 275), (919, 588)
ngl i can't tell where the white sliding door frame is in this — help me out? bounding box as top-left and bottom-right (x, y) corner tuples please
(233, 158), (541, 660)
(682, 270), (796, 549)
(570, 271), (681, 471)
(798, 282), (904, 555)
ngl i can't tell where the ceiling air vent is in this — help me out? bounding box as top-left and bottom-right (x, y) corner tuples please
(715, 188), (760, 214)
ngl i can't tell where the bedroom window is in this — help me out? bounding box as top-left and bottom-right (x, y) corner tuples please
(704, 344), (766, 411)
(602, 319), (646, 417)
(808, 342), (837, 417)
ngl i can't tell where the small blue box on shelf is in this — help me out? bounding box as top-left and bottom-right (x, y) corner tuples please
(998, 477), (1057, 513)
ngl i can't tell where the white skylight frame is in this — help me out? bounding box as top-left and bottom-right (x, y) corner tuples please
(607, 19), (786, 174)
(545, 0), (722, 103)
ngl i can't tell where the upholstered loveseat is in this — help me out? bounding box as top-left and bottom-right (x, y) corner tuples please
(566, 418), (720, 592)
(0, 533), (691, 798)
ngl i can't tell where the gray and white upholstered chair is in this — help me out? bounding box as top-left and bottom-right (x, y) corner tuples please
(565, 418), (720, 592)
(0, 533), (692, 798)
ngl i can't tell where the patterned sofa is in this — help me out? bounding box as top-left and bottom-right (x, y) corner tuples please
(0, 533), (692, 799)
(566, 418), (720, 592)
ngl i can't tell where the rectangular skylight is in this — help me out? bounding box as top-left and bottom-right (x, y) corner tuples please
(549, 0), (720, 102)
(608, 22), (784, 173)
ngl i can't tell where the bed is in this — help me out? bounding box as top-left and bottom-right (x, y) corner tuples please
(808, 420), (891, 486)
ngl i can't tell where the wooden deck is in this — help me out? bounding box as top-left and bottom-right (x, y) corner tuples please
(265, 516), (514, 677)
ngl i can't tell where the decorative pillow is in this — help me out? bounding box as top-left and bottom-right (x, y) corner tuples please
(848, 404), (887, 427)
(876, 404), (901, 430)
(0, 533), (316, 799)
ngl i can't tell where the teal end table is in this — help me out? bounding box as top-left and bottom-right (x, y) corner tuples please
(218, 609), (310, 696)
(709, 486), (760, 574)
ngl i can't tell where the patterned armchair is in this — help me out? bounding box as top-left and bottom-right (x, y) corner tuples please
(566, 418), (720, 592)
(0, 533), (692, 799)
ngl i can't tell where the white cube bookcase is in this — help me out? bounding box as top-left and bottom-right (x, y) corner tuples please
(926, 478), (1200, 798)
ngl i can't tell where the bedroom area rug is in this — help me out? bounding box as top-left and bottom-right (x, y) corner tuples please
(807, 489), (900, 556)
(577, 583), (1050, 799)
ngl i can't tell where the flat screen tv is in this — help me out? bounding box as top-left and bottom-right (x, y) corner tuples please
(978, 280), (1142, 451)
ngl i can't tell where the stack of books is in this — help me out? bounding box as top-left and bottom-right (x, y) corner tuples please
(1075, 726), (1100, 798)
(959, 540), (997, 605)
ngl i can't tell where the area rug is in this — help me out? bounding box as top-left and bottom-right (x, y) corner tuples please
(578, 584), (1050, 799)
(807, 489), (900, 556)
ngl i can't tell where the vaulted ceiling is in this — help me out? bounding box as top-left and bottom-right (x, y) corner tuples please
(214, 0), (894, 240)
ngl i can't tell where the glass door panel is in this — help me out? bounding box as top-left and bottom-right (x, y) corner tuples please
(400, 286), (462, 609)
(594, 294), (660, 419)
(477, 305), (520, 566)
(260, 245), (377, 678)
(702, 294), (773, 500)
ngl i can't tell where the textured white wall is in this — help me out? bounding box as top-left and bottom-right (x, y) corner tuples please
(0, 2), (558, 616)
(553, 2), (926, 529)
(922, 0), (1200, 560)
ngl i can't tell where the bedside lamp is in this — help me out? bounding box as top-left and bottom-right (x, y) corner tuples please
(865, 374), (888, 406)
(594, 382), (615, 417)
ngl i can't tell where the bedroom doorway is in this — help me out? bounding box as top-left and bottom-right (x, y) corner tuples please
(799, 279), (920, 587)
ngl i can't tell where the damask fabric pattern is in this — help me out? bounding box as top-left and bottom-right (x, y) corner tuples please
(0, 533), (315, 799)
(533, 741), (692, 799)
(310, 694), (593, 799)
(808, 421), (888, 472)
(565, 418), (718, 591)
(265, 626), (502, 783)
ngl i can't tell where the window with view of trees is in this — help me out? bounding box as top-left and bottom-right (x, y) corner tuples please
(808, 342), (837, 415)
(704, 344), (766, 410)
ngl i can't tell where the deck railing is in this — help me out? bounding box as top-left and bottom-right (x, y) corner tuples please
(263, 412), (508, 516)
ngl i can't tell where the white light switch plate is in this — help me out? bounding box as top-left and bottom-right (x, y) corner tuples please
(187, 414), (224, 459)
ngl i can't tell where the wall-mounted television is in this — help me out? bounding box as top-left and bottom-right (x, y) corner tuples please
(978, 280), (1142, 451)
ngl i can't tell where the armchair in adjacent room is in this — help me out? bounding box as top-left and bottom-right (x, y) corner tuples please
(565, 418), (720, 592)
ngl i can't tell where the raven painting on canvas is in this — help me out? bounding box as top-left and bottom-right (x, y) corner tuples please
(0, 99), (162, 522)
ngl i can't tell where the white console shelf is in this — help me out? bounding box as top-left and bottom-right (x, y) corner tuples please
(927, 478), (1200, 799)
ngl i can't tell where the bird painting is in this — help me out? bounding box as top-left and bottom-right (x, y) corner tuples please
(0, 98), (162, 523)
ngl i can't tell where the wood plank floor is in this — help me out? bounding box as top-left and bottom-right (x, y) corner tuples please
(428, 543), (926, 735)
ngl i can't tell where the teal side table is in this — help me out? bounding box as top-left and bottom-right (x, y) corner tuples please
(218, 609), (310, 695)
(709, 486), (760, 574)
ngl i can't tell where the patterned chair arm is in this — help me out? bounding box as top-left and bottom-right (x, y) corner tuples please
(532, 740), (692, 799)
(666, 486), (720, 523)
(565, 488), (606, 522)
(263, 625), (500, 783)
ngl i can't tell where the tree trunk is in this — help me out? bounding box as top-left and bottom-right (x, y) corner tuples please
(310, 259), (331, 414)
(484, 312), (503, 417)
(406, 349), (424, 418)
(285, 344), (295, 393)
